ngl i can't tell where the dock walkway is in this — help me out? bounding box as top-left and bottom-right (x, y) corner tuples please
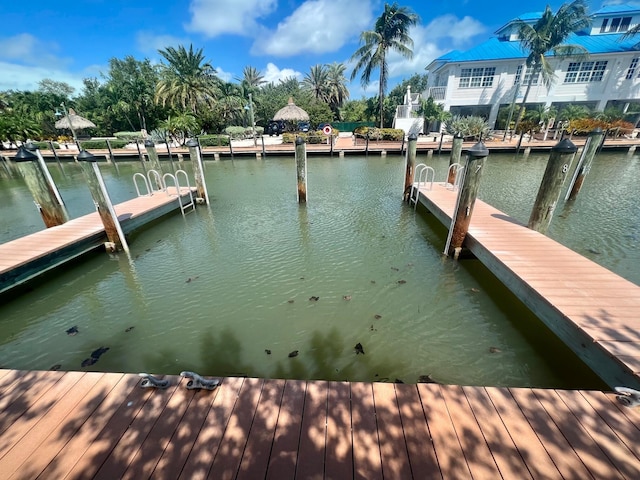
(0, 187), (195, 296)
(416, 183), (640, 390)
(1, 369), (639, 479)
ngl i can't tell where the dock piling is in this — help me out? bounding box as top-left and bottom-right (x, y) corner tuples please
(13, 146), (69, 227)
(528, 138), (577, 233)
(144, 140), (163, 190)
(448, 133), (463, 185)
(295, 136), (307, 203)
(444, 142), (489, 259)
(566, 128), (604, 201)
(403, 133), (418, 201)
(25, 143), (68, 213)
(77, 150), (129, 253)
(186, 138), (210, 205)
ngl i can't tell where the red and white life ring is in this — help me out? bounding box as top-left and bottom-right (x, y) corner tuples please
(322, 125), (332, 135)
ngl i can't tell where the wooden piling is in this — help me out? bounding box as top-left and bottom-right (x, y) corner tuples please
(229, 136), (234, 158)
(295, 136), (307, 203)
(528, 138), (577, 234)
(13, 147), (68, 228)
(165, 138), (177, 173)
(25, 143), (67, 213)
(47, 140), (63, 170)
(365, 134), (369, 156)
(448, 133), (463, 185)
(77, 150), (129, 252)
(261, 136), (266, 158)
(105, 139), (120, 174)
(144, 139), (163, 190)
(403, 133), (418, 201)
(445, 142), (489, 259)
(566, 128), (604, 201)
(186, 138), (210, 205)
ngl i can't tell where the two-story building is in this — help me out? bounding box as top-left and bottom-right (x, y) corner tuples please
(425, 4), (640, 129)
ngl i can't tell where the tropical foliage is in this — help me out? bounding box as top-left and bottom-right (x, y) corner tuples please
(350, 2), (419, 128)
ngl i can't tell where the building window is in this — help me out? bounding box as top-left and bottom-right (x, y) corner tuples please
(459, 67), (495, 88)
(626, 58), (638, 79)
(514, 65), (540, 86)
(600, 16), (632, 33)
(564, 61), (607, 83)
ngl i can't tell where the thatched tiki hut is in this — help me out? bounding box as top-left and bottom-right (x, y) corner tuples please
(274, 97), (309, 123)
(54, 109), (96, 140)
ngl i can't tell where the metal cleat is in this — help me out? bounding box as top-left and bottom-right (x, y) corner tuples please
(180, 371), (220, 390)
(139, 373), (170, 389)
(614, 387), (640, 407)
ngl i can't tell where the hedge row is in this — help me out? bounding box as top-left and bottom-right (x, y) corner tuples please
(281, 130), (338, 144)
(79, 139), (129, 149)
(198, 135), (230, 147)
(353, 127), (404, 141)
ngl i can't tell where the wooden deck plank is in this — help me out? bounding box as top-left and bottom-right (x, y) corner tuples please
(439, 385), (501, 479)
(92, 377), (181, 480)
(555, 389), (640, 477)
(484, 387), (562, 479)
(177, 376), (245, 480)
(371, 382), (412, 479)
(325, 381), (353, 480)
(265, 380), (306, 480)
(0, 372), (104, 478)
(295, 380), (328, 480)
(0, 371), (83, 457)
(531, 388), (625, 479)
(7, 372), (123, 480)
(208, 377), (265, 480)
(151, 384), (222, 478)
(350, 382), (383, 480)
(121, 378), (197, 480)
(236, 379), (285, 480)
(394, 384), (440, 478)
(62, 375), (155, 479)
(416, 383), (471, 479)
(508, 387), (592, 479)
(461, 386), (533, 479)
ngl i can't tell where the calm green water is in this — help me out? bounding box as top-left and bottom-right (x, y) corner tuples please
(0, 150), (637, 388)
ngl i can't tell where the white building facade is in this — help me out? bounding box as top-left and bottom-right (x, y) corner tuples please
(425, 4), (640, 129)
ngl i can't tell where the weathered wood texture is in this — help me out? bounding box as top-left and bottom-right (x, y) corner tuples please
(417, 182), (640, 389)
(1, 369), (638, 479)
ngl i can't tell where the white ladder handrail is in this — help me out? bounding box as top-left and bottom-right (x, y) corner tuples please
(162, 169), (195, 216)
(133, 172), (152, 197)
(410, 163), (435, 210)
(446, 163), (464, 191)
(147, 169), (163, 192)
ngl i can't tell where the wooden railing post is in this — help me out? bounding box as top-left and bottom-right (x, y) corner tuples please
(566, 128), (604, 201)
(295, 136), (308, 203)
(77, 150), (129, 253)
(528, 138), (577, 234)
(186, 138), (209, 205)
(448, 133), (463, 185)
(445, 141), (489, 259)
(13, 146), (68, 228)
(403, 133), (418, 201)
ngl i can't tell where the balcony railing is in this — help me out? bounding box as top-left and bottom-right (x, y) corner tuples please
(395, 105), (420, 119)
(428, 86), (446, 101)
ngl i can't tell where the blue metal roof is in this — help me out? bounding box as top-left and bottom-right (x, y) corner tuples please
(433, 32), (640, 64)
(593, 4), (640, 15)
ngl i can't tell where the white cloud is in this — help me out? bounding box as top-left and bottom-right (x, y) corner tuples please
(0, 33), (71, 69)
(214, 66), (233, 82)
(263, 62), (302, 83)
(0, 61), (84, 92)
(186, 0), (277, 37)
(136, 32), (191, 56)
(251, 0), (374, 56)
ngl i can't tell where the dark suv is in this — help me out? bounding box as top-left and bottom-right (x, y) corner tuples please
(267, 120), (285, 136)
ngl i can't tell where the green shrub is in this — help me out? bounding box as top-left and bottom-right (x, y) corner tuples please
(113, 131), (144, 141)
(282, 130), (338, 144)
(198, 134), (230, 147)
(353, 127), (404, 141)
(80, 139), (128, 149)
(34, 141), (59, 150)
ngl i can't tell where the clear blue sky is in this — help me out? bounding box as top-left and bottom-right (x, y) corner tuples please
(0, 0), (632, 97)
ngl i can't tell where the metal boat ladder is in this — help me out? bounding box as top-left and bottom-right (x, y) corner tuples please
(410, 163), (435, 210)
(132, 169), (196, 216)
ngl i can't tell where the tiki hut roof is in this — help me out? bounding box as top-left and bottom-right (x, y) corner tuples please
(273, 97), (309, 121)
(54, 109), (97, 130)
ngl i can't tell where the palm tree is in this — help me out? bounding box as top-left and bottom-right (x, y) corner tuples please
(239, 66), (266, 93)
(326, 62), (350, 118)
(511, 1), (591, 137)
(350, 2), (419, 128)
(302, 64), (329, 102)
(155, 44), (220, 115)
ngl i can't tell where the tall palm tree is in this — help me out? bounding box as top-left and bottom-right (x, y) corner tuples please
(239, 66), (266, 93)
(350, 3), (419, 128)
(326, 62), (350, 118)
(302, 64), (329, 102)
(155, 44), (220, 115)
(511, 1), (591, 137)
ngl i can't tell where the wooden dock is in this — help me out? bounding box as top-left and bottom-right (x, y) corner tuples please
(0, 369), (638, 479)
(0, 187), (196, 297)
(415, 183), (640, 390)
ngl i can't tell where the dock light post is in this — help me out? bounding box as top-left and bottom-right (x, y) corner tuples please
(77, 149), (129, 253)
(186, 138), (209, 205)
(14, 146), (68, 227)
(528, 138), (577, 234)
(24, 142), (67, 213)
(245, 93), (257, 147)
(445, 141), (489, 259)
